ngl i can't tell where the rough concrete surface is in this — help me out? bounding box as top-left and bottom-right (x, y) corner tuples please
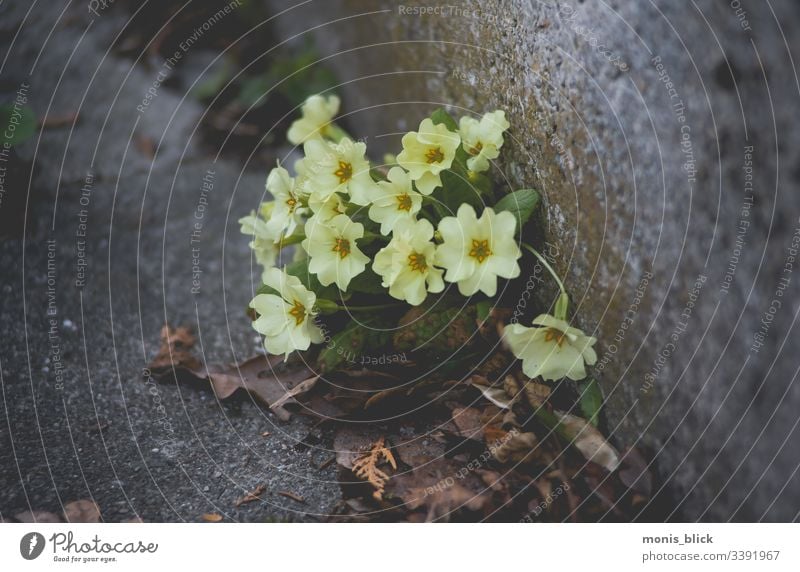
(0, 2), (340, 522)
(2, 0), (800, 522)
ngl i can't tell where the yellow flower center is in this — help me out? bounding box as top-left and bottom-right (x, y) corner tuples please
(396, 193), (412, 212)
(334, 161), (352, 183)
(286, 196), (297, 212)
(543, 328), (567, 346)
(468, 238), (492, 263)
(332, 237), (351, 259)
(407, 252), (427, 272)
(288, 299), (306, 326)
(468, 141), (484, 156)
(425, 146), (444, 164)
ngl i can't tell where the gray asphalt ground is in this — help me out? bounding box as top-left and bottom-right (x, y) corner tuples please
(0, 3), (341, 522)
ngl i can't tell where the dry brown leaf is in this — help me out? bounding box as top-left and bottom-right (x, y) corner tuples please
(491, 431), (542, 464)
(450, 407), (484, 440)
(556, 412), (621, 472)
(471, 380), (514, 409)
(352, 437), (397, 500)
(234, 484), (266, 507)
(277, 491), (305, 503)
(269, 375), (319, 412)
(148, 324), (200, 372)
(502, 375), (551, 409)
(202, 513), (223, 522)
(63, 500), (101, 523)
(403, 482), (489, 522)
(149, 337), (316, 420)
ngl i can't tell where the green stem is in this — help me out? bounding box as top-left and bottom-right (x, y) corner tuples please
(324, 122), (353, 143)
(521, 243), (566, 295)
(336, 302), (403, 312)
(278, 232), (305, 247)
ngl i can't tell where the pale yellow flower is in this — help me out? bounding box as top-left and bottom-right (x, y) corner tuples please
(368, 166), (423, 235)
(396, 118), (460, 194)
(239, 210), (279, 269)
(504, 314), (597, 381)
(264, 165), (307, 237)
(459, 110), (510, 172)
(303, 137), (376, 205)
(250, 267), (324, 358)
(436, 204), (521, 296)
(307, 191), (346, 226)
(287, 94), (340, 145)
(373, 219), (444, 306)
(302, 213), (369, 290)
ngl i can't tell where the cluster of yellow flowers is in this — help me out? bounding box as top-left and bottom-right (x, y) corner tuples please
(240, 94), (597, 383)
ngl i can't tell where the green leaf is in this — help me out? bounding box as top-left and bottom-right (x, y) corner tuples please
(475, 299), (493, 322)
(438, 169), (483, 213)
(430, 108), (458, 132)
(0, 104), (36, 147)
(494, 188), (541, 232)
(317, 320), (366, 373)
(577, 378), (603, 427)
(345, 266), (385, 295)
(316, 318), (391, 373)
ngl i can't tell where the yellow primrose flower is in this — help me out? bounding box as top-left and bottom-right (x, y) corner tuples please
(302, 213), (370, 290)
(239, 210), (279, 269)
(436, 204), (521, 296)
(287, 94), (340, 145)
(503, 314), (598, 381)
(458, 110), (510, 173)
(264, 165), (307, 237)
(307, 191), (346, 225)
(368, 166), (423, 235)
(396, 118), (460, 195)
(303, 137), (376, 205)
(373, 218), (444, 306)
(249, 267), (324, 358)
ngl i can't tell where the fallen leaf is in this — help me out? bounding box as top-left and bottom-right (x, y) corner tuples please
(234, 484), (266, 507)
(63, 500), (101, 523)
(394, 436), (446, 467)
(14, 510), (62, 523)
(352, 436), (397, 500)
(277, 491), (305, 503)
(491, 431), (542, 464)
(148, 324), (199, 371)
(450, 407), (484, 440)
(555, 412), (620, 472)
(269, 374), (319, 412)
(333, 427), (384, 469)
(470, 380), (514, 409)
(400, 481), (489, 522)
(202, 513), (223, 522)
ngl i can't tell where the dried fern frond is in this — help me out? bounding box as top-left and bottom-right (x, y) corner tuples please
(352, 436), (397, 500)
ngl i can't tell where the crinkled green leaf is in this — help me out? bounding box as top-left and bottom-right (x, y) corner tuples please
(494, 188), (541, 231)
(346, 266), (385, 295)
(430, 107), (458, 132)
(577, 377), (603, 427)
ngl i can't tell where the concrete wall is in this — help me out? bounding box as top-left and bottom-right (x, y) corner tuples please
(264, 0), (800, 520)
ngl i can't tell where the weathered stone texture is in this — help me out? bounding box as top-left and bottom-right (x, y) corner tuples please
(265, 0), (800, 520)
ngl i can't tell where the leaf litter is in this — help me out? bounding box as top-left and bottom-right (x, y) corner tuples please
(146, 323), (660, 522)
